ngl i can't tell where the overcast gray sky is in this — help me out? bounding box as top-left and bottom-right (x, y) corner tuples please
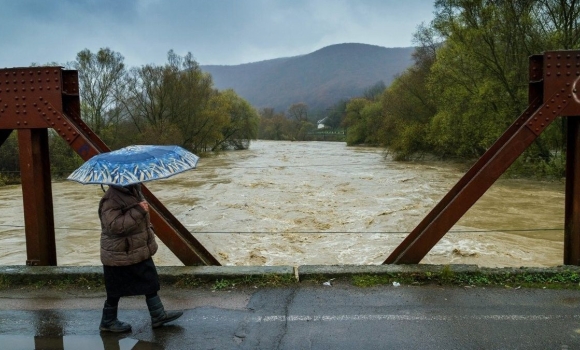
(0, 0), (435, 68)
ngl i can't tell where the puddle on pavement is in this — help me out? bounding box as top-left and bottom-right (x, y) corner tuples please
(0, 334), (163, 350)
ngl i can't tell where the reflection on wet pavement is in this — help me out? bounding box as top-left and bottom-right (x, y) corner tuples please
(0, 334), (163, 350)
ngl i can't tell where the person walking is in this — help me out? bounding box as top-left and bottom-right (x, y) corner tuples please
(97, 183), (182, 332)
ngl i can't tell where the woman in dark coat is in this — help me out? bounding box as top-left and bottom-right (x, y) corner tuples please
(98, 183), (182, 332)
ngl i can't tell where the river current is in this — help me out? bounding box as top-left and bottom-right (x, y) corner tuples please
(0, 140), (565, 267)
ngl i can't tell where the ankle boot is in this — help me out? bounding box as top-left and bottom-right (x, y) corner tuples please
(146, 295), (183, 328)
(99, 302), (132, 332)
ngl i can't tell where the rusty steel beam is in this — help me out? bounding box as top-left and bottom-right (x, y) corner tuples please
(386, 101), (554, 264)
(0, 66), (220, 266)
(386, 50), (580, 264)
(565, 117), (580, 265)
(17, 128), (56, 266)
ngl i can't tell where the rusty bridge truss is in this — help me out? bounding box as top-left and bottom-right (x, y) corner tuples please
(0, 67), (219, 266)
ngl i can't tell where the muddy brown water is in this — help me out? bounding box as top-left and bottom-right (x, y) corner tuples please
(0, 140), (565, 267)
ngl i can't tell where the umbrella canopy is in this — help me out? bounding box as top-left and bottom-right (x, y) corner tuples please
(67, 145), (199, 186)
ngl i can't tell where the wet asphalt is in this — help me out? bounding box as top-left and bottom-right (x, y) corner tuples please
(1, 282), (580, 349)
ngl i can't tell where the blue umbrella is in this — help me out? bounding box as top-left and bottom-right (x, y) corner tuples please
(67, 145), (199, 186)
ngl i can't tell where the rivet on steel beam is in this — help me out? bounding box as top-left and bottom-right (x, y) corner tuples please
(541, 123), (545, 127)
(567, 54), (571, 58)
(534, 117), (538, 121)
(547, 55), (552, 59)
(51, 122), (55, 126)
(16, 121), (19, 125)
(536, 128), (540, 131)
(557, 54), (561, 58)
(15, 110), (19, 114)
(557, 63), (561, 67)
(73, 132), (77, 136)
(47, 87), (51, 90)
(547, 72), (552, 76)
(23, 120), (27, 124)
(551, 99), (555, 102)
(563, 100), (567, 104)
(546, 118), (550, 121)
(557, 72), (561, 76)
(568, 63), (571, 67)
(39, 87), (43, 90)
(548, 64), (552, 68)
(567, 72), (571, 76)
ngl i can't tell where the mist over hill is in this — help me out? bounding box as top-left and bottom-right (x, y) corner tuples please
(201, 43), (415, 113)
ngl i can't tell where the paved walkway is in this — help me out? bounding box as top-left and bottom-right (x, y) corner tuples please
(1, 281), (580, 349)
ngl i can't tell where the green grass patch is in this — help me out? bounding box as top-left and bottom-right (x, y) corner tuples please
(0, 273), (105, 291)
(210, 274), (297, 290)
(349, 266), (580, 289)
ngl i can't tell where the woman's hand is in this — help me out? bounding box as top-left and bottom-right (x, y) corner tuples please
(139, 201), (149, 212)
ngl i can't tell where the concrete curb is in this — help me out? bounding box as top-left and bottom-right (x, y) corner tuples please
(1, 264), (580, 285)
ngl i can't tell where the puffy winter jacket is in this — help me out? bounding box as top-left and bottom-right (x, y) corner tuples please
(98, 184), (158, 266)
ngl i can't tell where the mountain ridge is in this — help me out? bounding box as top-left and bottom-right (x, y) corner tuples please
(201, 43), (415, 112)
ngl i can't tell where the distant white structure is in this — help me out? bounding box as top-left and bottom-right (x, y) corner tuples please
(317, 117), (328, 129)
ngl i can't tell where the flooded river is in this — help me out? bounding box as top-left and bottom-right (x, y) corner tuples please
(0, 140), (566, 267)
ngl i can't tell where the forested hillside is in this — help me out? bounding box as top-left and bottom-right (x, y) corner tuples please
(201, 43), (414, 112)
(341, 0), (580, 179)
